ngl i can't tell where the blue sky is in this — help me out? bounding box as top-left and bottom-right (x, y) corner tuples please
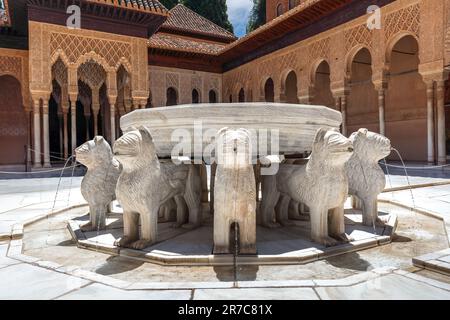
(227, 0), (253, 38)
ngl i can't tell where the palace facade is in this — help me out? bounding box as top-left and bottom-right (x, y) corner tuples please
(0, 0), (449, 170)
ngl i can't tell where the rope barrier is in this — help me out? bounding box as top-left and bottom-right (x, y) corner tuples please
(0, 165), (82, 175)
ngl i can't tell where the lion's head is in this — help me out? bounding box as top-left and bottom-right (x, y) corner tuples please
(216, 128), (253, 169)
(311, 128), (354, 167)
(113, 126), (157, 170)
(350, 128), (391, 162)
(75, 136), (113, 168)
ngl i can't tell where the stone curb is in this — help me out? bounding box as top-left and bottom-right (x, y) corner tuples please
(0, 203), (88, 242)
(412, 249), (450, 276)
(68, 220), (395, 267)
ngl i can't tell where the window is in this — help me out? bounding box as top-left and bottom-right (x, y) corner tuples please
(0, 0), (11, 27)
(166, 87), (178, 106)
(289, 0), (298, 10)
(209, 90), (217, 103)
(192, 89), (200, 104)
(276, 3), (283, 17)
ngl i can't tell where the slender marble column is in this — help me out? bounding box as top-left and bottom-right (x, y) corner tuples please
(426, 81), (435, 164)
(33, 100), (42, 168)
(42, 100), (51, 168)
(70, 99), (77, 155)
(341, 95), (348, 137)
(378, 88), (386, 136)
(62, 110), (69, 160)
(436, 80), (447, 164)
(110, 104), (116, 143)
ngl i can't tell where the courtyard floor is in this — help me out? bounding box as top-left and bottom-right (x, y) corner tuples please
(0, 166), (450, 300)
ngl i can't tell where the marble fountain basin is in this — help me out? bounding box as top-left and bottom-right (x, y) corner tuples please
(120, 103), (342, 158)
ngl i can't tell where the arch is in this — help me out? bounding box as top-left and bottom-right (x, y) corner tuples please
(311, 60), (334, 108)
(264, 78), (275, 102)
(345, 45), (374, 78)
(238, 88), (245, 102)
(385, 34), (427, 161)
(283, 70), (299, 104)
(192, 88), (200, 104)
(50, 49), (71, 68)
(166, 87), (178, 106)
(276, 3), (283, 17)
(385, 31), (420, 66)
(114, 57), (133, 74)
(209, 89), (218, 103)
(346, 47), (379, 134)
(0, 75), (27, 166)
(75, 52), (112, 73)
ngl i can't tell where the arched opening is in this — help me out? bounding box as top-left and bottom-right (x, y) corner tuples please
(445, 74), (450, 160)
(289, 0), (298, 10)
(238, 88), (245, 102)
(166, 87), (178, 106)
(312, 61), (334, 108)
(285, 71), (299, 104)
(276, 3), (283, 17)
(0, 75), (27, 166)
(386, 35), (426, 161)
(192, 89), (200, 104)
(209, 90), (218, 103)
(49, 80), (62, 162)
(77, 80), (91, 146)
(264, 78), (275, 102)
(347, 48), (378, 134)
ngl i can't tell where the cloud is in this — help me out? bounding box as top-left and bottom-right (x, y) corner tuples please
(227, 0), (253, 38)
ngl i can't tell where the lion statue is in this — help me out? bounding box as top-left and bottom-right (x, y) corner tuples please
(75, 136), (121, 231)
(346, 128), (391, 226)
(214, 128), (257, 254)
(113, 127), (201, 250)
(260, 128), (354, 246)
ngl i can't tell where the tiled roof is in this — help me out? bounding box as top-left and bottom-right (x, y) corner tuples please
(149, 32), (226, 55)
(86, 0), (168, 14)
(162, 4), (236, 41)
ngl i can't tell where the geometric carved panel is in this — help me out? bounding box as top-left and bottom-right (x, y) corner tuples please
(50, 32), (131, 67)
(385, 4), (420, 41)
(345, 24), (373, 51)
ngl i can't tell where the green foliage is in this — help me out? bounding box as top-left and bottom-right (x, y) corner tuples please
(159, 0), (178, 10)
(180, 0), (234, 34)
(247, 0), (266, 33)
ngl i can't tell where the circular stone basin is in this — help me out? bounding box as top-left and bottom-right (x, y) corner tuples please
(120, 103), (342, 158)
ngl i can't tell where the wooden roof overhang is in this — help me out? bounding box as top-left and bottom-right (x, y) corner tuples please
(148, 47), (222, 73)
(158, 25), (236, 45)
(219, 0), (396, 71)
(27, 0), (168, 38)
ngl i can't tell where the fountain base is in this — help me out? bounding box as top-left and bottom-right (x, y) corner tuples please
(67, 207), (397, 267)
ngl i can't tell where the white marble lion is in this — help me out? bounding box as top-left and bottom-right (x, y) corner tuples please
(346, 128), (391, 226)
(75, 136), (121, 231)
(213, 128), (257, 254)
(113, 127), (201, 250)
(261, 128), (354, 246)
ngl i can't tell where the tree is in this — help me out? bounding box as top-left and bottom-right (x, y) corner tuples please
(159, 0), (178, 10)
(247, 0), (266, 33)
(181, 0), (234, 34)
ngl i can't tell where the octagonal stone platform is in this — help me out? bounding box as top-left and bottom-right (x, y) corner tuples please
(67, 207), (397, 267)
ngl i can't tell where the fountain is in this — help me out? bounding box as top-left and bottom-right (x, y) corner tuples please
(63, 103), (397, 266)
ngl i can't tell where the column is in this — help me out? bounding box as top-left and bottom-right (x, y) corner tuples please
(92, 107), (99, 136)
(341, 94), (348, 137)
(110, 103), (116, 143)
(436, 80), (446, 164)
(70, 97), (77, 155)
(32, 99), (42, 168)
(62, 109), (69, 160)
(378, 88), (386, 136)
(42, 100), (51, 168)
(426, 81), (435, 164)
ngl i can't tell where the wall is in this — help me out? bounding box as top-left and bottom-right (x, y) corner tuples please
(149, 66), (222, 108)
